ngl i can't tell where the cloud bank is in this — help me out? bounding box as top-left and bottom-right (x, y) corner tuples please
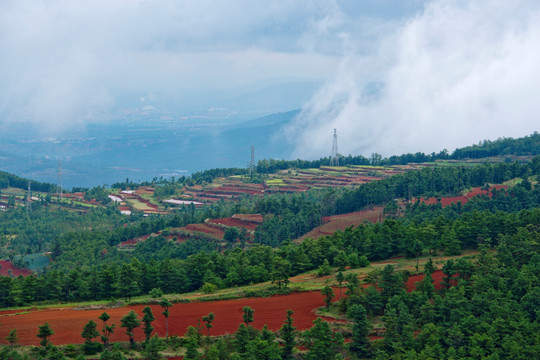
(0, 0), (355, 131)
(287, 0), (540, 158)
(2, 0), (537, 159)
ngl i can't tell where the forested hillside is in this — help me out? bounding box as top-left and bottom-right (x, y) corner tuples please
(0, 134), (539, 359)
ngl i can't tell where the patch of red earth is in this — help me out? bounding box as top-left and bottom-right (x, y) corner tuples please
(62, 192), (85, 200)
(175, 235), (190, 243)
(119, 235), (150, 246)
(208, 217), (260, 230)
(415, 186), (507, 208)
(267, 186), (308, 193)
(0, 291), (331, 346)
(406, 269), (445, 291)
(0, 260), (33, 277)
(206, 185), (264, 197)
(298, 207), (383, 241)
(184, 224), (225, 239)
(232, 214), (263, 223)
(135, 188), (155, 196)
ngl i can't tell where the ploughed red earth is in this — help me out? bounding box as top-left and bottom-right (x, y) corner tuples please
(0, 270), (444, 346)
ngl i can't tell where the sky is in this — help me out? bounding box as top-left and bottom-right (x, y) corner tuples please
(1, 0), (539, 158)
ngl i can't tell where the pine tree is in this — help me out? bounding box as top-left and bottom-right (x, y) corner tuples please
(234, 323), (250, 355)
(142, 306), (155, 342)
(37, 322), (54, 347)
(82, 319), (101, 355)
(184, 326), (200, 359)
(159, 297), (173, 339)
(279, 309), (297, 359)
(121, 310), (141, 347)
(348, 304), (371, 357)
(142, 335), (165, 360)
(321, 285), (335, 310)
(99, 312), (115, 348)
(303, 318), (343, 360)
(6, 329), (17, 347)
(202, 312), (215, 341)
(336, 271), (345, 300)
(242, 306), (254, 327)
(81, 320), (99, 343)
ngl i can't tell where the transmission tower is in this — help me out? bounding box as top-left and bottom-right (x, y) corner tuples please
(249, 145), (255, 175)
(57, 160), (63, 201)
(330, 128), (339, 166)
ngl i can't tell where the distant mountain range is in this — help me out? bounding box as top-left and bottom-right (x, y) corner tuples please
(0, 110), (300, 188)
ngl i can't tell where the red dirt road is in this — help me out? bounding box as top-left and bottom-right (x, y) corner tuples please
(0, 291), (329, 346)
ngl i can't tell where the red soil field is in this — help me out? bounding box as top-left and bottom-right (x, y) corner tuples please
(415, 186), (507, 208)
(184, 223), (225, 239)
(0, 260), (33, 277)
(232, 214), (263, 223)
(0, 270), (449, 346)
(207, 217), (260, 230)
(0, 291), (331, 346)
(298, 207), (384, 241)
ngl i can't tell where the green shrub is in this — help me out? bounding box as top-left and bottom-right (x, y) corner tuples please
(150, 288), (164, 298)
(201, 282), (218, 294)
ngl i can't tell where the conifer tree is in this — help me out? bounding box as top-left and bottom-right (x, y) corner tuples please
(321, 285), (335, 310)
(37, 322), (54, 347)
(120, 310), (141, 347)
(242, 306), (254, 327)
(279, 309), (297, 359)
(6, 329), (17, 347)
(142, 306), (155, 342)
(159, 298), (173, 339)
(348, 304), (371, 357)
(202, 312), (215, 341)
(99, 312), (115, 348)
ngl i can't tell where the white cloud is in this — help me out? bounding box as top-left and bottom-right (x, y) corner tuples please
(0, 0), (346, 131)
(287, 0), (540, 158)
